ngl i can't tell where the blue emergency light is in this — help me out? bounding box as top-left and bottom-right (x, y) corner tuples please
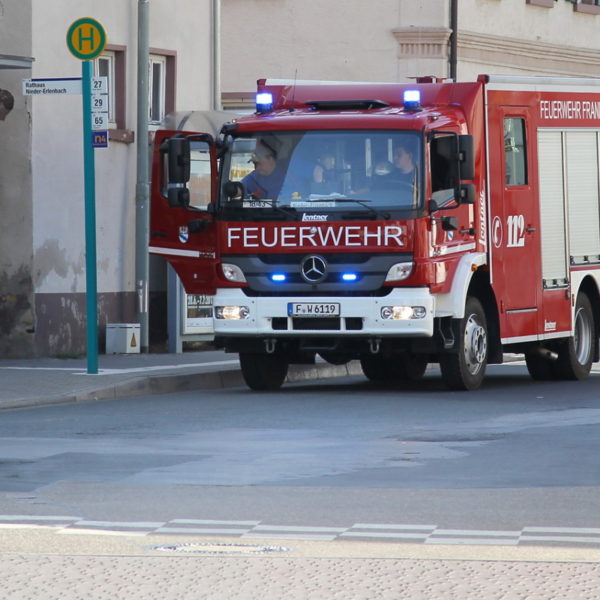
(341, 272), (358, 282)
(256, 92), (274, 113)
(403, 90), (421, 111)
(271, 273), (287, 282)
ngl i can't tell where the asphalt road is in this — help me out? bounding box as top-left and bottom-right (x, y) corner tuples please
(1, 362), (600, 547)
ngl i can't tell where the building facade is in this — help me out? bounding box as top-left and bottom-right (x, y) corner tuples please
(3, 0), (600, 358)
(220, 0), (600, 109)
(0, 0), (214, 357)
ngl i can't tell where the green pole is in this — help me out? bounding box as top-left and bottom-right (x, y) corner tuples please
(82, 59), (98, 374)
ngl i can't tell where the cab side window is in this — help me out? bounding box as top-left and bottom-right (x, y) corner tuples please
(504, 117), (528, 186)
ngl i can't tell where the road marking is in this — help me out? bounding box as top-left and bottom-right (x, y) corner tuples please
(426, 536), (520, 546)
(341, 532), (430, 540)
(3, 515), (600, 548)
(169, 519), (260, 526)
(523, 526), (600, 535)
(252, 525), (347, 533)
(243, 532), (339, 541)
(73, 520), (165, 529)
(352, 523), (436, 531)
(154, 527), (251, 536)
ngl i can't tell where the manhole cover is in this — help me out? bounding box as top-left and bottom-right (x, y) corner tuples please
(150, 542), (292, 555)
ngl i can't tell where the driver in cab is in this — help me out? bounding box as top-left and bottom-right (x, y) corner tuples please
(241, 142), (286, 200)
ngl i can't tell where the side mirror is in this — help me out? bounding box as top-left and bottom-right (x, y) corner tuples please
(167, 137), (191, 184)
(224, 180), (245, 201)
(458, 135), (474, 180)
(458, 183), (475, 205)
(441, 216), (459, 231)
(168, 186), (190, 208)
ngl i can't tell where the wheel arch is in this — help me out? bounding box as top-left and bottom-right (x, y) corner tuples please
(467, 267), (502, 365)
(435, 253), (502, 364)
(435, 252), (487, 319)
(573, 275), (600, 362)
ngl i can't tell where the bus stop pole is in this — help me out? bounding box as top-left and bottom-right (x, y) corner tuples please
(82, 59), (99, 374)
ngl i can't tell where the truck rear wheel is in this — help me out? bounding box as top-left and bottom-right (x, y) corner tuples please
(239, 353), (288, 391)
(556, 292), (594, 380)
(440, 297), (488, 391)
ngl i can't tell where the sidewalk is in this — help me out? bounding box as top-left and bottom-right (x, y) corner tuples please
(1, 527), (599, 599)
(0, 349), (363, 411)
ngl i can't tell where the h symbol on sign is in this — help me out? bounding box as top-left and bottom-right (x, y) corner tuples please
(77, 26), (96, 51)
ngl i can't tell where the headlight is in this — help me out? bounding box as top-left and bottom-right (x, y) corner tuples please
(385, 261), (414, 282)
(221, 263), (246, 283)
(215, 305), (250, 320)
(381, 306), (426, 320)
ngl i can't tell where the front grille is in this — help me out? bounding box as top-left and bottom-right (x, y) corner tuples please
(225, 252), (412, 296)
(268, 317), (365, 331)
(272, 318), (288, 330)
(292, 318), (341, 330)
(345, 318), (363, 330)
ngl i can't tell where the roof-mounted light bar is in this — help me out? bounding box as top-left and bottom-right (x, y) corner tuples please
(256, 92), (274, 114)
(403, 90), (421, 112)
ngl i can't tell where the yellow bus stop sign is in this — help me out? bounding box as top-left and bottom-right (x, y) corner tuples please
(67, 17), (106, 61)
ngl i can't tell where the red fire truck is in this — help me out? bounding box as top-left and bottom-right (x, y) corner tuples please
(150, 74), (600, 391)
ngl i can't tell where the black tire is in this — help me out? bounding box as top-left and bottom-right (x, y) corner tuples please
(439, 297), (488, 391)
(525, 351), (558, 381)
(556, 293), (594, 381)
(396, 353), (428, 382)
(360, 356), (391, 381)
(360, 354), (428, 382)
(239, 353), (288, 391)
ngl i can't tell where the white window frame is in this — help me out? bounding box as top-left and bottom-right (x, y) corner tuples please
(149, 54), (167, 126)
(94, 51), (116, 125)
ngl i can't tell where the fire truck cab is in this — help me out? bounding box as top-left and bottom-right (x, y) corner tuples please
(150, 75), (600, 391)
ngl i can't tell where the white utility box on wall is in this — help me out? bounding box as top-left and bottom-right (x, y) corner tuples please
(106, 323), (140, 354)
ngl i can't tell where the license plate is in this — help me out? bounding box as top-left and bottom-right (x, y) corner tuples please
(288, 302), (340, 317)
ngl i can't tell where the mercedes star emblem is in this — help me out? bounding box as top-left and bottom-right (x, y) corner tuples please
(300, 255), (328, 284)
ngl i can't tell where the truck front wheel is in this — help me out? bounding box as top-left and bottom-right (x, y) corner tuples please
(525, 350), (558, 381)
(360, 354), (427, 382)
(440, 297), (488, 391)
(239, 353), (288, 391)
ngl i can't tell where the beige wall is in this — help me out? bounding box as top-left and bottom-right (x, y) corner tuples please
(0, 1), (34, 356)
(458, 0), (600, 80)
(5, 0), (600, 357)
(222, 0), (600, 101)
(0, 0), (213, 357)
(222, 0), (450, 94)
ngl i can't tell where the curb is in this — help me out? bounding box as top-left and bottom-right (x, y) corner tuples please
(3, 361), (365, 411)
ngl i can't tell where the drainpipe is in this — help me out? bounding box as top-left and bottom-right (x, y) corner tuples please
(449, 0), (458, 81)
(212, 0), (221, 110)
(135, 0), (150, 352)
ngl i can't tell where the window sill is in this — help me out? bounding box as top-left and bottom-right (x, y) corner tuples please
(526, 0), (554, 7)
(574, 3), (600, 14)
(109, 129), (135, 144)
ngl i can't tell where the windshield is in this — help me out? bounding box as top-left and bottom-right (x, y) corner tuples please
(221, 130), (422, 217)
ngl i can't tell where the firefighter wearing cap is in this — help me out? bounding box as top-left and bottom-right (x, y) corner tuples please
(241, 142), (286, 200)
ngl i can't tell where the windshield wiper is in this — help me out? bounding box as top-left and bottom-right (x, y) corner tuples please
(333, 198), (391, 220)
(248, 200), (299, 221)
